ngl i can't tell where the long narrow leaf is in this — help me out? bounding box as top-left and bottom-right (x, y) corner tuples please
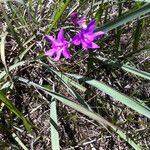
(0, 32), (8, 69)
(1, 6), (25, 52)
(0, 0), (25, 4)
(96, 56), (150, 80)
(97, 3), (150, 32)
(50, 97), (60, 150)
(134, 0), (150, 2)
(40, 62), (86, 92)
(0, 61), (25, 80)
(0, 32), (13, 86)
(0, 91), (31, 132)
(15, 76), (141, 150)
(51, 69), (91, 111)
(50, 85), (60, 150)
(12, 133), (28, 150)
(67, 74), (150, 119)
(46, 0), (71, 34)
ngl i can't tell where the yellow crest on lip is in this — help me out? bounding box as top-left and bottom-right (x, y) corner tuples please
(82, 21), (87, 29)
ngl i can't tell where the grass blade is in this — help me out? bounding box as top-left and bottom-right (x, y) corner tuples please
(50, 94), (60, 150)
(134, 0), (150, 2)
(46, 0), (72, 34)
(18, 43), (34, 61)
(97, 3), (150, 32)
(12, 133), (28, 150)
(0, 61), (25, 80)
(1, 5), (25, 52)
(0, 32), (8, 69)
(51, 69), (91, 111)
(96, 56), (150, 80)
(39, 62), (90, 110)
(40, 62), (86, 92)
(15, 76), (141, 150)
(0, 32), (13, 86)
(0, 91), (32, 132)
(133, 19), (145, 51)
(67, 74), (150, 119)
(0, 0), (25, 4)
(56, 72), (87, 92)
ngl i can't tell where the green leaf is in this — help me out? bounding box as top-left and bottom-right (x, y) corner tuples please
(46, 0), (72, 34)
(0, 32), (8, 69)
(0, 91), (32, 132)
(0, 61), (25, 80)
(1, 6), (25, 52)
(0, 32), (13, 87)
(51, 69), (91, 111)
(96, 56), (150, 80)
(97, 3), (150, 32)
(15, 76), (141, 150)
(50, 97), (60, 150)
(39, 62), (91, 110)
(18, 43), (34, 61)
(134, 0), (150, 2)
(67, 74), (150, 119)
(12, 133), (28, 150)
(56, 72), (86, 92)
(40, 62), (86, 92)
(0, 0), (25, 4)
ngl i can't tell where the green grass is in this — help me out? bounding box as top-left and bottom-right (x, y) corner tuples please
(0, 0), (150, 149)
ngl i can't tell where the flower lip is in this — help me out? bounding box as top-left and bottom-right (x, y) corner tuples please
(70, 12), (87, 29)
(77, 16), (87, 29)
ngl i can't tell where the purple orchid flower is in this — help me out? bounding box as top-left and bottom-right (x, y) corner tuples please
(45, 28), (71, 61)
(77, 16), (87, 29)
(70, 12), (86, 29)
(72, 19), (105, 49)
(70, 12), (78, 26)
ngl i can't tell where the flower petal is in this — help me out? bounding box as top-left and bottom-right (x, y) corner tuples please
(54, 49), (62, 61)
(57, 28), (64, 42)
(84, 34), (95, 42)
(77, 16), (86, 29)
(86, 19), (96, 33)
(45, 49), (56, 56)
(72, 33), (81, 45)
(63, 48), (71, 59)
(87, 42), (100, 49)
(45, 35), (57, 45)
(81, 41), (88, 49)
(70, 12), (78, 25)
(93, 31), (105, 38)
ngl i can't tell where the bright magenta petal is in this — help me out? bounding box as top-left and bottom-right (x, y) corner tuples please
(45, 36), (57, 45)
(87, 42), (100, 49)
(45, 49), (56, 56)
(57, 28), (64, 42)
(86, 19), (96, 33)
(54, 50), (62, 61)
(63, 48), (71, 59)
(82, 41), (88, 49)
(93, 31), (105, 38)
(77, 16), (86, 28)
(72, 34), (81, 45)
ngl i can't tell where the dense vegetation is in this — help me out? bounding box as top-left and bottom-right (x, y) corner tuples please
(0, 0), (150, 149)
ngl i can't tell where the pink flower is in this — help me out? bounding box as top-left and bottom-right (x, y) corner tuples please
(70, 12), (78, 26)
(72, 20), (105, 49)
(70, 12), (86, 29)
(45, 28), (71, 61)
